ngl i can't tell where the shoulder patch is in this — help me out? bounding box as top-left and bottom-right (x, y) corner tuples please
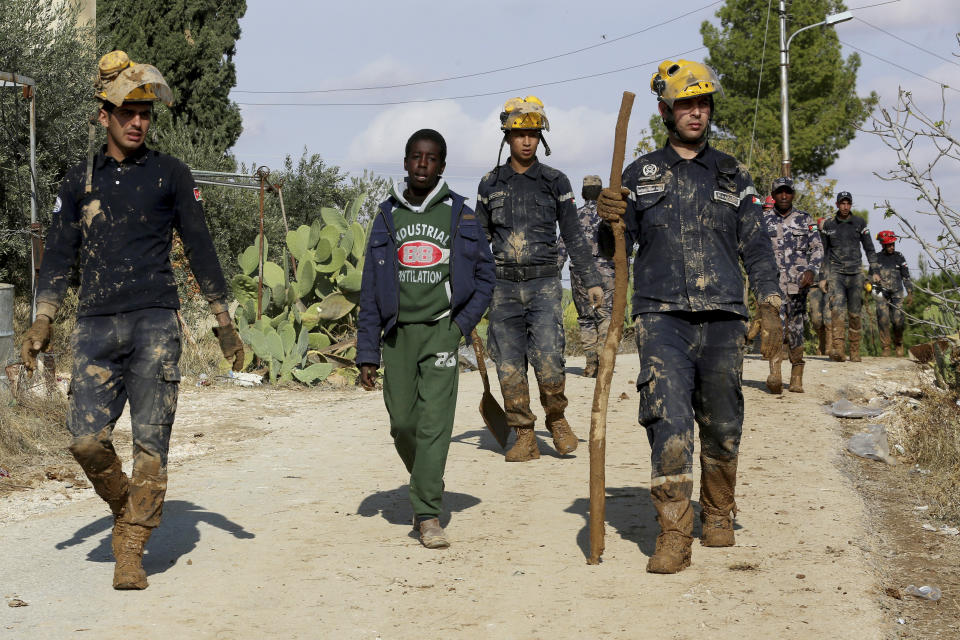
(642, 164), (658, 177)
(52, 196), (62, 214)
(193, 188), (203, 202)
(862, 227), (870, 235)
(558, 191), (575, 202)
(809, 223), (819, 232)
(716, 156), (738, 175)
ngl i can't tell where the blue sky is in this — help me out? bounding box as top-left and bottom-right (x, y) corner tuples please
(228, 0), (960, 269)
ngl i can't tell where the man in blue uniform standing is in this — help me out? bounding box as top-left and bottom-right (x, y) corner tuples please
(761, 177), (823, 394)
(475, 96), (603, 462)
(557, 175), (616, 378)
(597, 60), (783, 573)
(821, 192), (879, 362)
(20, 51), (243, 590)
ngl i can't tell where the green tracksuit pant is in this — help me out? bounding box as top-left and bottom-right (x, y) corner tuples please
(382, 317), (462, 518)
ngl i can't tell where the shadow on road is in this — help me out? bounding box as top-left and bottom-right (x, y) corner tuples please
(565, 486), (739, 561)
(54, 500), (255, 574)
(356, 485), (481, 530)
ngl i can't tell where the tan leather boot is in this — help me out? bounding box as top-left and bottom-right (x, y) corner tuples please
(830, 310), (846, 361)
(582, 352), (598, 378)
(540, 380), (577, 455)
(788, 346), (805, 393)
(417, 518), (450, 549)
(699, 455), (738, 547)
(505, 427), (540, 462)
(848, 315), (862, 362)
(113, 522), (153, 589)
(765, 344), (784, 394)
(647, 480), (693, 573)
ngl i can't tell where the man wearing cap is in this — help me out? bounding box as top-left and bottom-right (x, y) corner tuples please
(20, 51), (243, 590)
(475, 96), (603, 462)
(821, 191), (879, 361)
(557, 175), (615, 378)
(874, 230), (914, 356)
(596, 60), (782, 574)
(761, 177), (823, 393)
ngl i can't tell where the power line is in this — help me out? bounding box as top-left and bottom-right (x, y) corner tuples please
(848, 0), (902, 9)
(855, 17), (960, 68)
(236, 47), (706, 107)
(233, 1), (721, 95)
(840, 40), (960, 93)
(747, 0), (775, 171)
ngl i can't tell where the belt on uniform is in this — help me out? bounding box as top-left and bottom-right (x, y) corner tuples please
(495, 264), (559, 282)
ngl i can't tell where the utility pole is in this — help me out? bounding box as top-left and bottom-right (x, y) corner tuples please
(778, 2), (853, 178)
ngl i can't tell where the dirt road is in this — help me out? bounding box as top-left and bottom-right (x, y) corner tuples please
(2, 354), (914, 639)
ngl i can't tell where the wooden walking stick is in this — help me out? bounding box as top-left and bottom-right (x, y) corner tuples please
(588, 91), (635, 565)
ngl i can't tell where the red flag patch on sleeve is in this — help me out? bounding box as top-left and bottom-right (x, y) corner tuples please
(193, 187), (203, 202)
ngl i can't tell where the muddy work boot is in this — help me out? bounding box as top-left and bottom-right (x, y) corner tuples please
(415, 518), (450, 549)
(830, 311), (846, 361)
(582, 352), (599, 378)
(765, 345), (784, 394)
(788, 346), (805, 393)
(893, 327), (905, 357)
(505, 427), (540, 462)
(547, 418), (579, 455)
(699, 455), (738, 547)
(113, 522), (153, 589)
(879, 328), (892, 357)
(817, 325), (829, 356)
(646, 481), (694, 574)
(848, 315), (863, 362)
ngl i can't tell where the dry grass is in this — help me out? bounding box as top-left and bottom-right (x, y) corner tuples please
(900, 389), (960, 523)
(0, 386), (71, 477)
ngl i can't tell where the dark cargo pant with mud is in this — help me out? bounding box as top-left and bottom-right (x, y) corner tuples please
(634, 312), (746, 488)
(487, 276), (567, 432)
(68, 308), (182, 528)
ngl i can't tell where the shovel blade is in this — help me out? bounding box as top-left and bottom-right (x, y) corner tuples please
(480, 391), (509, 450)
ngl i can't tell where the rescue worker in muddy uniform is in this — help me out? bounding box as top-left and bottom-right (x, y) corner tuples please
(556, 175), (616, 378)
(475, 96), (603, 462)
(20, 51), (243, 590)
(761, 177), (823, 394)
(873, 230), (914, 356)
(597, 60), (783, 574)
(807, 216), (832, 355)
(821, 191), (879, 362)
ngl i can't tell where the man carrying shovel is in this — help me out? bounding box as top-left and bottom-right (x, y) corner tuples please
(597, 60), (782, 573)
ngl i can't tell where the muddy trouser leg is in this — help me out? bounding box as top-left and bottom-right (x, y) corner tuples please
(571, 270), (599, 363)
(524, 277), (568, 428)
(828, 272), (849, 359)
(635, 312), (701, 572)
(890, 297), (905, 355)
(122, 309), (182, 528)
(382, 318), (462, 519)
(845, 273), (864, 361)
(808, 289), (824, 354)
(690, 315), (746, 546)
(67, 315), (132, 516)
(876, 297), (892, 355)
(488, 280), (535, 429)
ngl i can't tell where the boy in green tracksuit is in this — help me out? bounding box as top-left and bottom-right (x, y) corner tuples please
(357, 129), (496, 548)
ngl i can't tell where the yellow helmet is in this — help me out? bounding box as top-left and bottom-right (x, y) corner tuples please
(94, 50), (174, 107)
(500, 95), (550, 131)
(650, 60), (722, 108)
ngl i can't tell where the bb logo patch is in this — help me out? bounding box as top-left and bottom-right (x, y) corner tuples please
(398, 241), (447, 268)
(642, 164), (658, 177)
(193, 188), (203, 202)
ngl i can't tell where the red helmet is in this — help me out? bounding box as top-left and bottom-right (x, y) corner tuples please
(763, 196), (775, 209)
(816, 217), (826, 227)
(876, 230), (898, 245)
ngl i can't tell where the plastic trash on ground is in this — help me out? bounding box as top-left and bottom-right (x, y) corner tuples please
(846, 424), (897, 464)
(827, 398), (884, 418)
(904, 585), (942, 601)
(226, 371), (262, 387)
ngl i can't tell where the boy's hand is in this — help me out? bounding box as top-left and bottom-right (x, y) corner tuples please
(359, 364), (378, 390)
